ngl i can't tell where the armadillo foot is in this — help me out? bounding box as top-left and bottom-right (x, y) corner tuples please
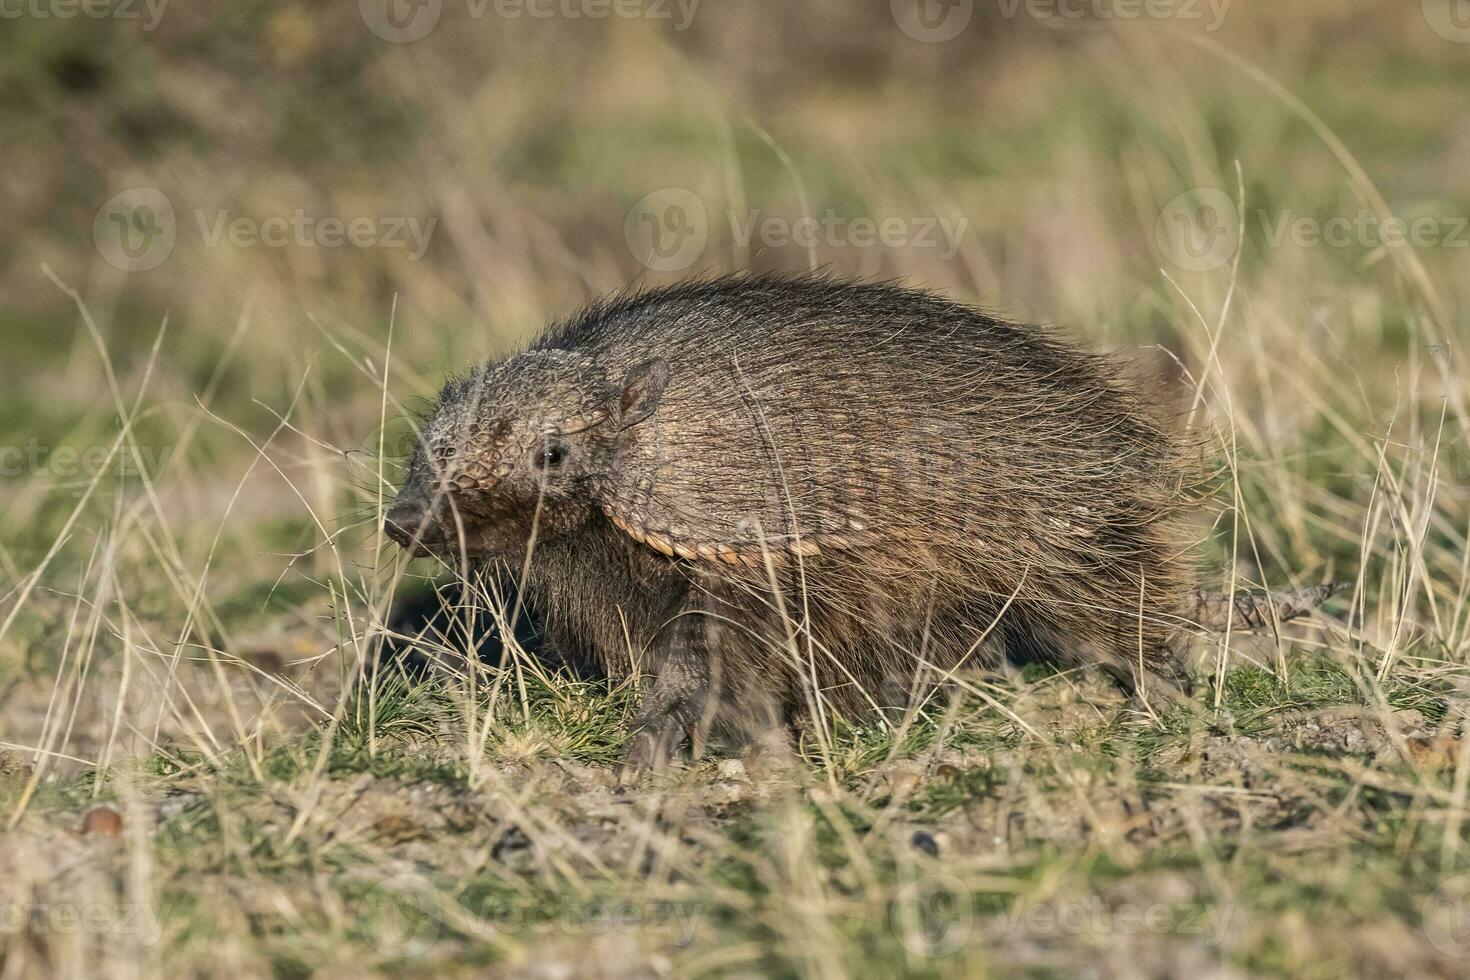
(618, 715), (708, 782)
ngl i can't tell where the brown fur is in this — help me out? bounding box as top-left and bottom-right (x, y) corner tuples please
(387, 274), (1210, 768)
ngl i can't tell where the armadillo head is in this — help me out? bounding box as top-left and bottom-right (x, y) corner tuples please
(385, 348), (668, 561)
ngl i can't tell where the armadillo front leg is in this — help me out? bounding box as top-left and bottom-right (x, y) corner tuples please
(620, 591), (720, 776)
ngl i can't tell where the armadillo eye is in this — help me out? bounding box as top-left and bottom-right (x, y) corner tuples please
(535, 440), (568, 470)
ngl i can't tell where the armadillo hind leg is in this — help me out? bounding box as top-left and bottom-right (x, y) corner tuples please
(1188, 582), (1343, 632)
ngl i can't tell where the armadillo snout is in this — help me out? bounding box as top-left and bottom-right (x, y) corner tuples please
(384, 499), (427, 549)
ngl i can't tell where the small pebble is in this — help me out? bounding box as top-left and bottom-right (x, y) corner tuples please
(708, 780), (748, 806)
(81, 807), (124, 838)
(717, 759), (748, 781)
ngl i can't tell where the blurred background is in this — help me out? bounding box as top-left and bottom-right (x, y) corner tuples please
(4, 0), (1468, 676)
(4, 4), (1470, 975)
(0, 0), (1463, 649)
(2, 0), (1468, 767)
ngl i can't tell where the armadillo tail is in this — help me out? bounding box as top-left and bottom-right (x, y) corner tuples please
(1188, 582), (1344, 632)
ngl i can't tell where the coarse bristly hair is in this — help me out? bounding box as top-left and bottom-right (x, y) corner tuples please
(388, 272), (1217, 767)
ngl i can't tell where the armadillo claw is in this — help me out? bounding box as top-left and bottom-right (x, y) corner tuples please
(617, 718), (708, 784)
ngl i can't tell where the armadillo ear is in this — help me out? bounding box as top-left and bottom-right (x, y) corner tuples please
(615, 359), (670, 429)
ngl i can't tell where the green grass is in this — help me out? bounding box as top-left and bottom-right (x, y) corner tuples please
(3, 2), (1470, 977)
(12, 658), (1469, 975)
